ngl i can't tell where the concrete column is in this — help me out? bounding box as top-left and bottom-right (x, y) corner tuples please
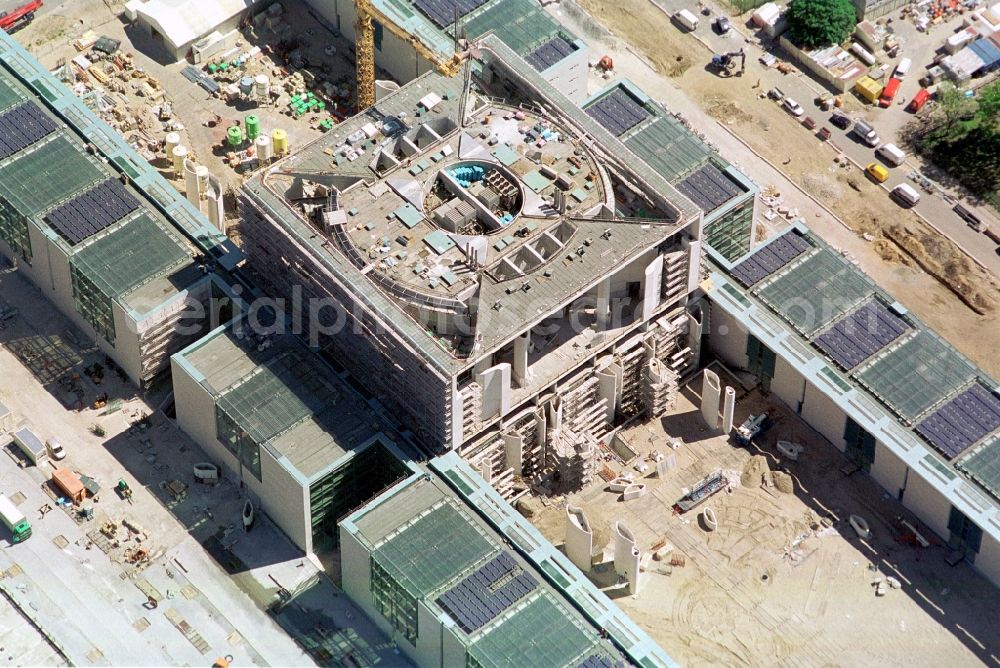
(476, 363), (511, 420)
(722, 386), (736, 433)
(701, 369), (721, 430)
(503, 432), (523, 476)
(614, 521), (641, 596)
(597, 365), (619, 426)
(479, 460), (492, 483)
(513, 331), (530, 387)
(183, 158), (200, 207)
(565, 505), (593, 573)
(595, 278), (611, 331)
(642, 254), (663, 322)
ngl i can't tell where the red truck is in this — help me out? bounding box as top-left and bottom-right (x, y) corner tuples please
(907, 88), (931, 113)
(0, 0), (43, 33)
(879, 77), (901, 108)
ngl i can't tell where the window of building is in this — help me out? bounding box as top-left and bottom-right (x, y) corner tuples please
(374, 20), (383, 52)
(215, 407), (262, 481)
(947, 506), (982, 561)
(844, 417), (876, 473)
(746, 334), (776, 390)
(371, 559), (418, 643)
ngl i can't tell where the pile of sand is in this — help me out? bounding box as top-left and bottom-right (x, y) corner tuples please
(741, 455), (770, 487)
(773, 471), (794, 494)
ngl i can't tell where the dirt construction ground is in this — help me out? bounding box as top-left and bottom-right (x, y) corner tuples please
(556, 0), (1000, 378)
(531, 377), (1000, 667)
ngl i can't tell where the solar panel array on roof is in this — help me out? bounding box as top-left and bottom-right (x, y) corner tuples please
(676, 163), (744, 213)
(585, 88), (651, 137)
(525, 36), (577, 71)
(435, 551), (537, 633)
(730, 231), (812, 287)
(578, 655), (624, 668)
(413, 0), (490, 28)
(915, 383), (1000, 459)
(45, 179), (141, 246)
(814, 300), (910, 370)
(957, 435), (1000, 501)
(0, 102), (57, 160)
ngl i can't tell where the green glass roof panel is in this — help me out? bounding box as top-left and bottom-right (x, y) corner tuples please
(372, 500), (493, 597)
(956, 435), (1000, 501)
(856, 330), (977, 423)
(756, 249), (875, 337)
(468, 593), (598, 668)
(0, 136), (104, 216)
(216, 347), (343, 446)
(623, 116), (712, 183)
(70, 213), (189, 298)
(0, 73), (21, 112)
(462, 0), (562, 55)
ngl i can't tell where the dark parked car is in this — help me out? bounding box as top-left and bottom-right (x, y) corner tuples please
(953, 203), (985, 231)
(830, 113), (851, 129)
(714, 16), (731, 34)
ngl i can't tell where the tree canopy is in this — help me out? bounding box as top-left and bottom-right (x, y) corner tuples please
(786, 0), (857, 48)
(911, 81), (1000, 207)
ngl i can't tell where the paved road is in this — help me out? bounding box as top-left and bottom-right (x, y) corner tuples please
(650, 0), (1000, 275)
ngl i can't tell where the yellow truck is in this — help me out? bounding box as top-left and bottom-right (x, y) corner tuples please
(854, 76), (884, 104)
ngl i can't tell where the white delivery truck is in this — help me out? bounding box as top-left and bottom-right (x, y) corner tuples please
(0, 493), (32, 542)
(876, 143), (906, 166)
(674, 9), (699, 31)
(894, 57), (912, 78)
(12, 427), (46, 465)
(852, 120), (880, 147)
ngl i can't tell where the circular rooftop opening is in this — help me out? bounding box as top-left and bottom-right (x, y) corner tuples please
(423, 160), (524, 235)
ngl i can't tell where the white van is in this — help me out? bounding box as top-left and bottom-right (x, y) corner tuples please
(894, 57), (912, 78)
(876, 143), (906, 166)
(891, 183), (921, 207)
(674, 9), (699, 31)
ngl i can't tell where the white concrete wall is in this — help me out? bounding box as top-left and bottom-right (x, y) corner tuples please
(708, 304), (748, 369)
(800, 380), (846, 451)
(901, 471), (952, 541)
(170, 356), (218, 450)
(260, 449), (311, 553)
(308, 0), (434, 84)
(870, 441), (908, 498)
(974, 531), (1000, 585)
(339, 528), (379, 626)
(771, 355), (805, 412)
(541, 40), (588, 103)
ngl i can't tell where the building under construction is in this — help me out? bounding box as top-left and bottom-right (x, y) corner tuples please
(0, 32), (241, 386)
(306, 0), (589, 103)
(238, 34), (709, 500)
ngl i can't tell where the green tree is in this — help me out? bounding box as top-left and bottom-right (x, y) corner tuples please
(786, 0), (857, 48)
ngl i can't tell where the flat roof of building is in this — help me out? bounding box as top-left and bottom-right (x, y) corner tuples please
(243, 46), (701, 373)
(370, 0), (581, 72)
(0, 31), (241, 271)
(175, 326), (386, 481)
(343, 467), (660, 667)
(706, 224), (1000, 546)
(583, 79), (752, 217)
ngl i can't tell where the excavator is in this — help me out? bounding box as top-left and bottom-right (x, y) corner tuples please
(0, 0), (43, 33)
(354, 0), (463, 110)
(710, 48), (745, 77)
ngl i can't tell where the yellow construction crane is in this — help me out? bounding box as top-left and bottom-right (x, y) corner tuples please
(354, 0), (464, 110)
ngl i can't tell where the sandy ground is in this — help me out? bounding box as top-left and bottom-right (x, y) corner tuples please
(556, 0), (1000, 377)
(531, 377), (999, 667)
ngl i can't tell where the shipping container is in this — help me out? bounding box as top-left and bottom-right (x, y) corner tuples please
(51, 468), (86, 504)
(12, 427), (46, 465)
(854, 76), (884, 104)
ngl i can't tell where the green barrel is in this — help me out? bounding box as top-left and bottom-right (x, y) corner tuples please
(227, 126), (243, 147)
(245, 115), (260, 141)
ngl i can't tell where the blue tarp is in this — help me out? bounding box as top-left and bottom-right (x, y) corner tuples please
(969, 38), (1000, 72)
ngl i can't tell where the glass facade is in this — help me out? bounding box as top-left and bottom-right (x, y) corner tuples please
(309, 441), (410, 550)
(705, 197), (754, 262)
(371, 559), (419, 643)
(215, 405), (262, 481)
(0, 196), (31, 261)
(70, 264), (116, 344)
